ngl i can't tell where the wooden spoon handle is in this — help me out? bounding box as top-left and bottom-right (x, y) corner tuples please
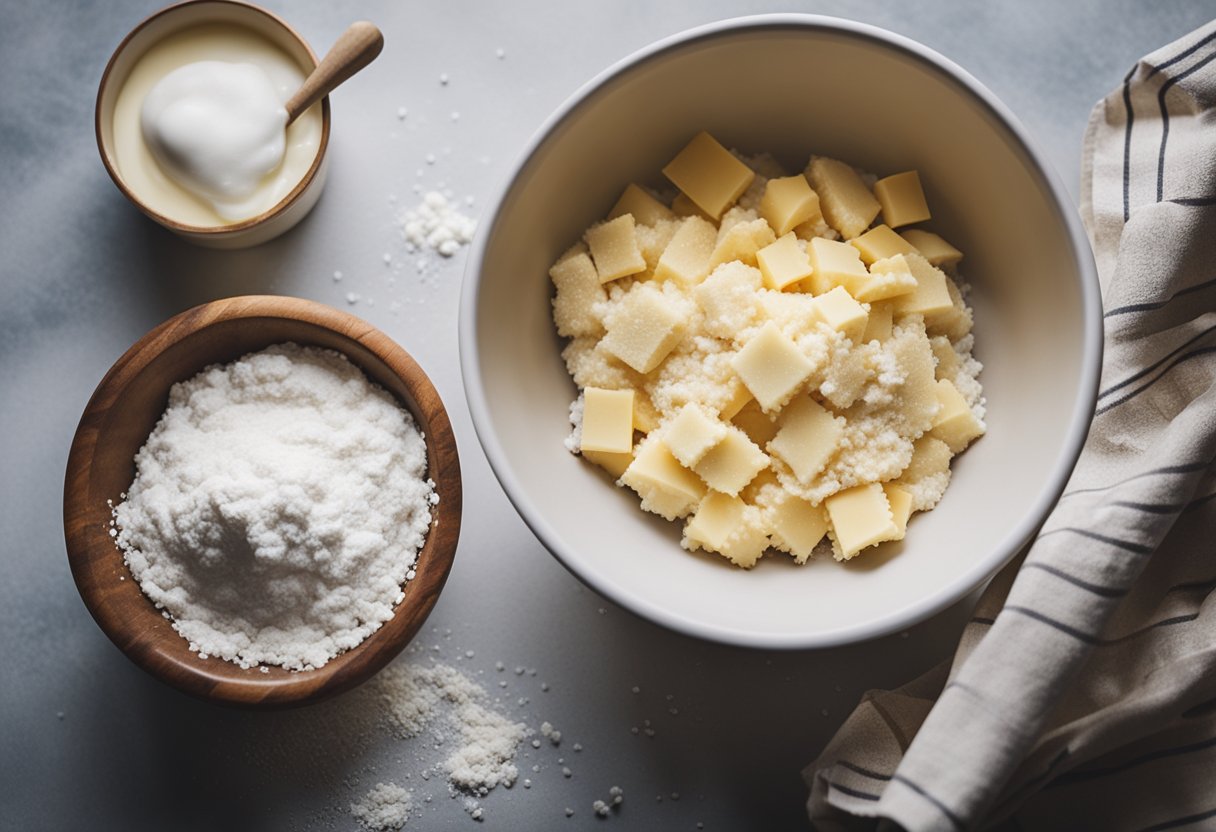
(285, 21), (384, 125)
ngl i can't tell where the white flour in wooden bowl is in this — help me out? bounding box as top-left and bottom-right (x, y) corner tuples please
(112, 342), (436, 671)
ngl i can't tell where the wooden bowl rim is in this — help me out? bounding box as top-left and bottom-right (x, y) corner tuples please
(63, 295), (461, 708)
(94, 0), (332, 236)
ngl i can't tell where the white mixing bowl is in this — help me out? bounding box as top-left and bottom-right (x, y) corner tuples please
(460, 14), (1102, 648)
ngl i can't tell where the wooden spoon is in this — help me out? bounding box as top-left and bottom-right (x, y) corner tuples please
(285, 21), (384, 125)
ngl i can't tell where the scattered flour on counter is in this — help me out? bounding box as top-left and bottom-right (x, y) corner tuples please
(351, 782), (413, 831)
(111, 343), (435, 671)
(376, 661), (528, 793)
(401, 191), (476, 256)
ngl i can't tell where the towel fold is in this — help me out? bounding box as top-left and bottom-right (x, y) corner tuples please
(804, 21), (1216, 832)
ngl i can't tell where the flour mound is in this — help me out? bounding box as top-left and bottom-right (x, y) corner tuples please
(113, 343), (435, 671)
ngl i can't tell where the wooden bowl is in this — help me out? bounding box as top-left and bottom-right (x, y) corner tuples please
(63, 296), (461, 708)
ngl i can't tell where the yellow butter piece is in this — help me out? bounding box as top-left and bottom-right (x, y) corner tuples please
(609, 183), (676, 227)
(550, 251), (606, 338)
(732, 398), (779, 448)
(930, 335), (961, 381)
(582, 448), (634, 479)
(903, 435), (953, 483)
(685, 492), (769, 568)
(927, 277), (973, 341)
(892, 253), (954, 320)
(900, 228), (963, 267)
(580, 387), (635, 454)
(880, 483), (914, 542)
(805, 156), (881, 239)
(759, 175), (822, 236)
(825, 482), (898, 560)
(807, 237), (869, 296)
(620, 437), (707, 520)
(665, 404), (728, 468)
(600, 285), (687, 374)
(929, 379), (984, 453)
(889, 324), (941, 434)
(585, 214), (647, 283)
(874, 170), (931, 228)
(731, 321), (816, 412)
(757, 233), (813, 291)
(813, 286), (869, 342)
(655, 216), (718, 285)
(861, 301), (894, 343)
(769, 496), (829, 564)
(855, 254), (918, 303)
(708, 218), (776, 270)
(693, 428), (769, 496)
(662, 132), (755, 220)
(719, 381), (753, 420)
(768, 394), (844, 485)
(850, 224), (918, 265)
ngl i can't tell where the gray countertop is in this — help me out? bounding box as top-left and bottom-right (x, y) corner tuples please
(2, 2), (1211, 830)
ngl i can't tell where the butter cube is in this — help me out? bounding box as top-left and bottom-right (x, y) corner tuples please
(582, 447), (634, 479)
(929, 379), (984, 452)
(731, 321), (816, 411)
(655, 216), (718, 285)
(807, 237), (869, 296)
(892, 253), (954, 320)
(759, 175), (822, 236)
(768, 394), (844, 484)
(684, 493), (769, 568)
(550, 252), (607, 337)
(901, 229), (963, 267)
(609, 184), (676, 227)
(874, 171), (931, 228)
(927, 277), (973, 340)
(825, 483), (898, 560)
(719, 382), (753, 420)
(854, 254), (918, 303)
(693, 428), (769, 496)
(850, 224), (918, 265)
(665, 404), (728, 468)
(585, 214), (647, 283)
(621, 437), (707, 520)
(708, 218), (776, 270)
(881, 483), (914, 541)
(931, 335), (961, 381)
(861, 301), (894, 343)
(662, 132), (755, 219)
(580, 388), (635, 454)
(600, 285), (687, 373)
(813, 286), (869, 342)
(732, 399), (778, 448)
(768, 496), (829, 563)
(805, 156), (881, 239)
(903, 435), (953, 483)
(757, 233), (813, 291)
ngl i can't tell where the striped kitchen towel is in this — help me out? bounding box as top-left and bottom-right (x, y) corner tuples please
(804, 21), (1216, 832)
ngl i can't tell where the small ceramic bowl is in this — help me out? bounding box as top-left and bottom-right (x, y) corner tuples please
(95, 0), (331, 249)
(460, 15), (1103, 649)
(64, 296), (461, 708)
